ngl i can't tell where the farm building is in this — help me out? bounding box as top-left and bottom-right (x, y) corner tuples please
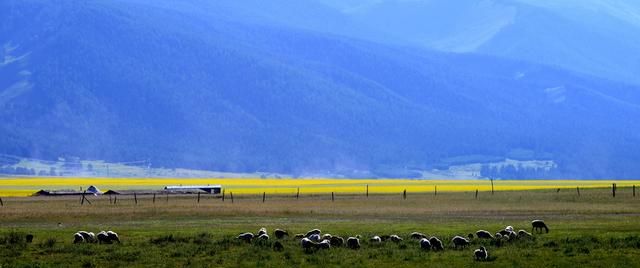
(164, 185), (222, 194)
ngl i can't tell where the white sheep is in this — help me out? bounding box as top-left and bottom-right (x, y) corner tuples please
(322, 234), (333, 240)
(257, 227), (267, 236)
(107, 231), (120, 243)
(390, 235), (403, 243)
(330, 236), (344, 247)
(301, 237), (318, 250)
(370, 236), (382, 243)
(419, 238), (431, 250)
(518, 230), (533, 239)
(452, 235), (470, 249)
(258, 234), (270, 240)
(309, 233), (321, 242)
(237, 232), (254, 242)
(97, 231), (111, 244)
(410, 232), (427, 240)
(318, 239), (331, 249)
(505, 226), (514, 233)
(474, 246), (488, 261)
(476, 230), (494, 239)
(429, 237), (444, 251)
(274, 229), (289, 239)
(346, 237), (360, 249)
(305, 229), (321, 237)
(73, 233), (84, 244)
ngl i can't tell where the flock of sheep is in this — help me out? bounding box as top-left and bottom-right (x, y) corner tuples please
(237, 220), (549, 261)
(73, 230), (120, 244)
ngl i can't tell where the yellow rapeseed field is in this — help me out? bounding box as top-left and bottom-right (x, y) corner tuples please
(1, 177), (639, 196)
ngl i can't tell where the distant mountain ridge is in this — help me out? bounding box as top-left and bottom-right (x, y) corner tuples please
(1, 0), (640, 178)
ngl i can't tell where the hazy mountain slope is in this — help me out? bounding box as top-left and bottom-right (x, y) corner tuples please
(2, 0), (640, 178)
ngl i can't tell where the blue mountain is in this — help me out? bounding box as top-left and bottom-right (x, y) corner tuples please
(1, 0), (640, 178)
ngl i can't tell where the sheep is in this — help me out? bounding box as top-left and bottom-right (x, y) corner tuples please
(258, 234), (270, 240)
(257, 227), (267, 237)
(318, 239), (331, 249)
(495, 233), (503, 240)
(468, 233), (474, 240)
(274, 229), (289, 239)
(380, 235), (391, 241)
(476, 230), (494, 239)
(452, 235), (470, 249)
(532, 220), (549, 233)
(73, 233), (85, 244)
(410, 232), (427, 240)
(107, 231), (120, 243)
(273, 241), (284, 251)
(97, 231), (111, 244)
(390, 235), (403, 243)
(419, 238), (431, 250)
(309, 233), (321, 242)
(294, 234), (305, 239)
(305, 229), (321, 237)
(330, 236), (344, 247)
(429, 237), (444, 251)
(322, 234), (333, 240)
(78, 231), (95, 243)
(25, 234), (34, 243)
(370, 236), (382, 243)
(507, 231), (517, 241)
(237, 232), (254, 242)
(301, 237), (318, 250)
(505, 226), (514, 233)
(498, 230), (510, 236)
(474, 246), (488, 261)
(518, 230), (533, 239)
(346, 237), (360, 249)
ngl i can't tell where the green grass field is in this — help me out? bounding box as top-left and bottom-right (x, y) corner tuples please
(1, 187), (640, 267)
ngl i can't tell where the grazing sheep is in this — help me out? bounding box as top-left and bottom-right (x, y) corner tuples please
(25, 234), (34, 243)
(273, 241), (284, 251)
(309, 234), (321, 242)
(518, 230), (533, 239)
(78, 231), (94, 243)
(274, 229), (289, 239)
(452, 236), (470, 249)
(498, 230), (510, 236)
(318, 239), (331, 249)
(410, 232), (427, 240)
(73, 233), (85, 244)
(346, 237), (360, 249)
(370, 236), (382, 243)
(429, 237), (444, 251)
(237, 232), (254, 242)
(258, 234), (270, 240)
(531, 220), (549, 233)
(495, 233), (503, 240)
(505, 226), (514, 233)
(322, 234), (333, 240)
(474, 246), (488, 261)
(97, 231), (111, 244)
(305, 229), (321, 237)
(380, 235), (391, 241)
(419, 238), (431, 250)
(301, 237), (318, 250)
(330, 236), (344, 247)
(258, 227), (267, 237)
(507, 231), (517, 241)
(294, 234), (305, 239)
(476, 230), (494, 239)
(390, 235), (403, 243)
(106, 231), (120, 243)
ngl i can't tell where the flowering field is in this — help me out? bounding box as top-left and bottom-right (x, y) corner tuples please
(1, 177), (639, 196)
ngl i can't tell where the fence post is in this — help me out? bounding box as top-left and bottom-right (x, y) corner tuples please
(263, 192), (266, 203)
(230, 192), (234, 203)
(81, 191), (86, 205)
(475, 189), (478, 199)
(134, 192), (138, 205)
(332, 192), (335, 202)
(576, 186), (580, 197)
(153, 193), (156, 204)
(222, 189), (225, 202)
(634, 185), (636, 197)
(0, 196), (3, 206)
(613, 183), (616, 198)
(434, 185), (437, 196)
(366, 184), (369, 198)
(296, 187), (300, 200)
(403, 189), (407, 200)
(114, 195), (117, 204)
(556, 188), (561, 194)
(197, 192), (201, 203)
(109, 194), (112, 204)
(490, 179), (494, 195)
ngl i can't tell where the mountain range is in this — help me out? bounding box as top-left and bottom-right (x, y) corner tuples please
(1, 0), (640, 178)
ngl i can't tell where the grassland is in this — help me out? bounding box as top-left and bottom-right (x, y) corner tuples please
(1, 184), (640, 267)
(1, 177), (639, 196)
